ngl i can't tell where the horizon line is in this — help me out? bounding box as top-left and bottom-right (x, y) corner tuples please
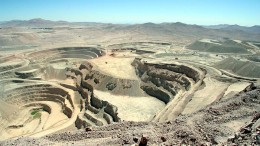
(0, 18), (259, 27)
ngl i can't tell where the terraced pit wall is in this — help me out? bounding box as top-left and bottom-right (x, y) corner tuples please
(131, 58), (202, 104)
(71, 58), (204, 127)
(66, 62), (121, 128)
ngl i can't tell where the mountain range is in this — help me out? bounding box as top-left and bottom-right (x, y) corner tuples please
(0, 18), (259, 42)
(204, 24), (260, 34)
(1, 18), (259, 32)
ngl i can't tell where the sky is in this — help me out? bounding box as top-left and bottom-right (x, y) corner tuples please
(1, 0), (260, 26)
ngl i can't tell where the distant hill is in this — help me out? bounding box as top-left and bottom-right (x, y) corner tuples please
(204, 24), (260, 34)
(0, 18), (69, 27)
(203, 24), (231, 29)
(187, 39), (253, 53)
(122, 22), (260, 42)
(1, 18), (260, 42)
(214, 57), (260, 78)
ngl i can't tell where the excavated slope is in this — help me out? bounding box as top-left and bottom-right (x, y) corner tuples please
(187, 39), (252, 53)
(0, 44), (259, 145)
(0, 47), (105, 140)
(1, 84), (259, 145)
(214, 57), (260, 78)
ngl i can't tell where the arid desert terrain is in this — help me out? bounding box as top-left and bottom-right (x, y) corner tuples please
(0, 19), (260, 145)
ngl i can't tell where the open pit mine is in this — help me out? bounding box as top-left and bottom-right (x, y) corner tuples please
(0, 20), (260, 145)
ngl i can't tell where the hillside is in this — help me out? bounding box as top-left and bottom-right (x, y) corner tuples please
(1, 19), (260, 43)
(187, 39), (252, 53)
(204, 24), (260, 34)
(1, 18), (260, 145)
(214, 57), (260, 78)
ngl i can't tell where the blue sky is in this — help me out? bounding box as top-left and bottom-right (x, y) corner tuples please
(1, 0), (260, 26)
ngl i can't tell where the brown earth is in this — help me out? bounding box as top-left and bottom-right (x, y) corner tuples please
(0, 21), (260, 145)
